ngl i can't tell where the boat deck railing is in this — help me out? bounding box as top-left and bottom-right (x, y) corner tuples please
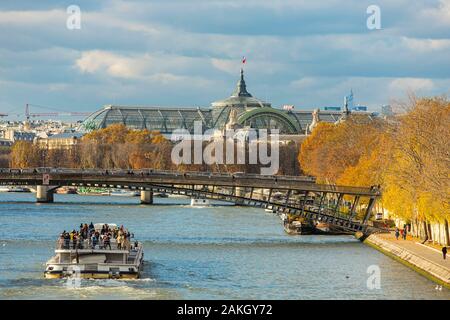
(55, 238), (140, 252)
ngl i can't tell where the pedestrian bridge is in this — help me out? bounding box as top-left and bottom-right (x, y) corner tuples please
(0, 168), (384, 235)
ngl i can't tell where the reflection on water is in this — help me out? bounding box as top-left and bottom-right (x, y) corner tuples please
(0, 192), (448, 300)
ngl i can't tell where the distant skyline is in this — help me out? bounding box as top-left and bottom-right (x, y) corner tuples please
(0, 0), (449, 119)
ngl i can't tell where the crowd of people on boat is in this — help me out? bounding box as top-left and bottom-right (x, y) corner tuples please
(58, 223), (134, 250)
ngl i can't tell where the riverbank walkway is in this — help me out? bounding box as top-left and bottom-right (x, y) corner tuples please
(376, 232), (450, 270)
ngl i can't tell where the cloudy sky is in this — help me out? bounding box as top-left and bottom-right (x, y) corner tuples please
(0, 0), (449, 118)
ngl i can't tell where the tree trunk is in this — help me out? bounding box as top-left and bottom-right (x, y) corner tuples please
(428, 223), (433, 243)
(421, 220), (428, 243)
(444, 219), (450, 246)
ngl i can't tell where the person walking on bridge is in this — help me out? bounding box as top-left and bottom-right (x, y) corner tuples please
(442, 246), (447, 260)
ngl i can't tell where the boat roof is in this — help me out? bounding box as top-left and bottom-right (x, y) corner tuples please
(94, 223), (118, 230)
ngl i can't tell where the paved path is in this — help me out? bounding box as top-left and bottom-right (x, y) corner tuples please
(377, 232), (450, 270)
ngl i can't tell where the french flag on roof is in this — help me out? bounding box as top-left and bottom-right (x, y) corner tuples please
(242, 56), (246, 64)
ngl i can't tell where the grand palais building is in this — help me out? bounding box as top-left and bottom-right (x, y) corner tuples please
(81, 69), (373, 136)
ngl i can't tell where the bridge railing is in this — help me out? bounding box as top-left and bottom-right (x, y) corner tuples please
(0, 167), (316, 182)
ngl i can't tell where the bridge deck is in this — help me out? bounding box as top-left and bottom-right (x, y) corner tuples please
(0, 168), (379, 196)
(0, 168), (383, 235)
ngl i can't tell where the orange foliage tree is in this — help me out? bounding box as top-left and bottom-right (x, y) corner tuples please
(81, 124), (170, 169)
(299, 115), (387, 184)
(298, 96), (450, 243)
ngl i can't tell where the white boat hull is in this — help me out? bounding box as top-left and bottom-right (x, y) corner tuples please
(190, 198), (210, 207)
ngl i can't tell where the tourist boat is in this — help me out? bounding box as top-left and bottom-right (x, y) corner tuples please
(154, 192), (168, 198)
(103, 189), (140, 197)
(169, 193), (189, 198)
(77, 187), (107, 196)
(313, 221), (352, 235)
(44, 223), (144, 279)
(282, 215), (314, 235)
(7, 186), (31, 193)
(56, 187), (77, 194)
(190, 198), (210, 207)
(0, 186), (10, 192)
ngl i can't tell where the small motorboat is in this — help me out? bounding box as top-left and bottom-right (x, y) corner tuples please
(5, 186), (31, 193)
(190, 198), (210, 207)
(313, 221), (352, 235)
(282, 214), (314, 235)
(154, 192), (168, 198)
(104, 189), (140, 197)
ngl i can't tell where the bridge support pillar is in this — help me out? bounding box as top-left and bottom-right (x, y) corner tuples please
(36, 185), (54, 203)
(140, 190), (153, 204)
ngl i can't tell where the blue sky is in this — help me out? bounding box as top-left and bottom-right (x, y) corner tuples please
(0, 0), (449, 118)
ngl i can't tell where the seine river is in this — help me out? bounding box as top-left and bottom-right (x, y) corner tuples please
(0, 192), (448, 300)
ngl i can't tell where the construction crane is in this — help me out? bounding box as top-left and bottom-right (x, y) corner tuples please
(0, 104), (92, 119)
(25, 103), (92, 120)
(25, 104), (91, 120)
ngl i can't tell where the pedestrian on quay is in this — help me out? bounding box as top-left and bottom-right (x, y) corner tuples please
(442, 246), (447, 260)
(402, 227), (407, 240)
(395, 227), (400, 240)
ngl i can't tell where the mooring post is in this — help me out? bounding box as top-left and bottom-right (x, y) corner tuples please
(36, 185), (54, 203)
(140, 190), (153, 204)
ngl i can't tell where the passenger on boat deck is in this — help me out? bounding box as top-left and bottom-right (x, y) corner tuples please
(58, 234), (65, 249)
(91, 232), (98, 249)
(122, 234), (130, 250)
(59, 223), (133, 250)
(103, 234), (111, 250)
(117, 231), (122, 250)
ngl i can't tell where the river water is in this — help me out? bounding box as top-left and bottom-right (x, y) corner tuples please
(0, 192), (448, 300)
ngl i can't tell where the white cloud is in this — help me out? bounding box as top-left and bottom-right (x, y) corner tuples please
(0, 9), (64, 25)
(210, 58), (237, 74)
(389, 78), (435, 93)
(290, 77), (317, 89)
(0, 1), (449, 114)
(402, 37), (450, 52)
(76, 50), (140, 78)
(421, 0), (450, 26)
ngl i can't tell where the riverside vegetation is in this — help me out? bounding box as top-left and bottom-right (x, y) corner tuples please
(299, 96), (449, 246)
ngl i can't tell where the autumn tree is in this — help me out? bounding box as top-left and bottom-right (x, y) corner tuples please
(80, 124), (170, 169)
(298, 96), (450, 244)
(299, 115), (387, 184)
(10, 141), (41, 168)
